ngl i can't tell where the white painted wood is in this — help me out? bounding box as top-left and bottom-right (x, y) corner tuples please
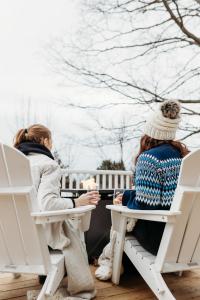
(96, 174), (100, 188)
(106, 205), (180, 223)
(165, 148), (200, 264)
(120, 175), (124, 189)
(102, 174), (106, 189)
(155, 223), (175, 272)
(162, 262), (200, 273)
(0, 194), (27, 265)
(75, 175), (80, 189)
(108, 174), (112, 189)
(0, 186), (33, 194)
(32, 206), (95, 225)
(178, 149), (200, 187)
(108, 149), (200, 299)
(62, 169), (133, 175)
(69, 175), (73, 189)
(37, 273), (50, 300)
(4, 144), (32, 186)
(61, 169), (132, 190)
(13, 194), (43, 265)
(192, 237), (200, 264)
(0, 221), (11, 265)
(126, 175), (130, 188)
(111, 211), (127, 284)
(80, 211), (92, 232)
(178, 193), (200, 263)
(0, 144), (9, 187)
(0, 143), (95, 300)
(0, 264), (45, 274)
(114, 175), (118, 189)
(164, 189), (192, 262)
(46, 254), (65, 296)
(61, 176), (66, 189)
(32, 205), (95, 218)
(124, 237), (175, 299)
(35, 224), (51, 274)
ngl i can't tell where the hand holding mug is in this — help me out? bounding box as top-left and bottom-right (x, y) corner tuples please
(113, 193), (123, 205)
(75, 191), (100, 207)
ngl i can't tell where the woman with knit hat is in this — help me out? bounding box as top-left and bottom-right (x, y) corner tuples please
(95, 100), (189, 281)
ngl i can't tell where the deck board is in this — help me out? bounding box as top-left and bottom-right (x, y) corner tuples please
(1, 267), (200, 299)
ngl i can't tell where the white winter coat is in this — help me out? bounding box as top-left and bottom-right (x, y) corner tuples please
(28, 153), (74, 250)
(27, 152), (96, 298)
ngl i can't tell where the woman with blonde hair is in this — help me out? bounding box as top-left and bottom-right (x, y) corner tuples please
(14, 124), (100, 300)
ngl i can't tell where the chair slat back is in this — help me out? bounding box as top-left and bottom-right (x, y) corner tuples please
(178, 149), (200, 187)
(178, 192), (200, 263)
(0, 144), (50, 273)
(0, 144), (10, 187)
(159, 149), (200, 266)
(3, 144), (32, 186)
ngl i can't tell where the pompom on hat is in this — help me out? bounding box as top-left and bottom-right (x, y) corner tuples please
(144, 100), (181, 140)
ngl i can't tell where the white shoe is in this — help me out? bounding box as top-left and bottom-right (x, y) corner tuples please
(95, 264), (124, 281)
(95, 265), (112, 281)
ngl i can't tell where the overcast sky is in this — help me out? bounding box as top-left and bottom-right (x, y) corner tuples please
(0, 0), (80, 99)
(0, 1), (197, 170)
(0, 0), (140, 170)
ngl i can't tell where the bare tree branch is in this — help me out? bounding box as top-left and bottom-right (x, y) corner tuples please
(48, 0), (200, 144)
(162, 0), (200, 46)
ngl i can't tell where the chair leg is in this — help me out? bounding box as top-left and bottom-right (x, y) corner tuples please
(37, 271), (61, 300)
(130, 263), (175, 299)
(151, 270), (175, 300)
(37, 257), (65, 300)
(45, 262), (65, 296)
(111, 213), (127, 285)
(37, 275), (50, 300)
(124, 242), (175, 299)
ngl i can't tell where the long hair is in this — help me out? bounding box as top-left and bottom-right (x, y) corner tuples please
(14, 124), (51, 148)
(135, 135), (189, 164)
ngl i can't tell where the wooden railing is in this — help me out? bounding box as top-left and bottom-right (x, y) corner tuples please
(61, 169), (133, 190)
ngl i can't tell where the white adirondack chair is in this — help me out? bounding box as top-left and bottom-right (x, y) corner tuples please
(107, 149), (200, 300)
(0, 143), (95, 300)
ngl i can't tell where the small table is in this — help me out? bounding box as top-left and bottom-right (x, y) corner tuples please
(61, 189), (115, 261)
(61, 189), (115, 199)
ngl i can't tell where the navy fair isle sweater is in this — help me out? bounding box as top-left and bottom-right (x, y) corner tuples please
(122, 143), (182, 255)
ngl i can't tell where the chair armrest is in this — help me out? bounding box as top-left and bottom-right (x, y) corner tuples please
(31, 205), (96, 224)
(106, 205), (181, 223)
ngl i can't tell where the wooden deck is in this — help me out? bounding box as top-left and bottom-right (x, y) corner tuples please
(1, 266), (200, 300)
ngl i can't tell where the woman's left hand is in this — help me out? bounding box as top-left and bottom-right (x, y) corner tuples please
(113, 193), (123, 205)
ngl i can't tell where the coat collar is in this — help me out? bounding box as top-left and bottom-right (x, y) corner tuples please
(17, 142), (54, 160)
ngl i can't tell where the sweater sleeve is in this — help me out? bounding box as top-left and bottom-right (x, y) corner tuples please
(37, 162), (74, 211)
(122, 189), (139, 209)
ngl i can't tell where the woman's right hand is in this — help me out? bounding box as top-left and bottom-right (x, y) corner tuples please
(75, 191), (100, 207)
(113, 193), (123, 205)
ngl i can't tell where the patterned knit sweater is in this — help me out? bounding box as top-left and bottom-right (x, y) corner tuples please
(122, 143), (182, 254)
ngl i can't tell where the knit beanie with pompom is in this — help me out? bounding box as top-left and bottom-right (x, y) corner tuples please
(144, 100), (181, 140)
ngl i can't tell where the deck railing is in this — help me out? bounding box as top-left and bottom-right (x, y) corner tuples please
(61, 169), (133, 190)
